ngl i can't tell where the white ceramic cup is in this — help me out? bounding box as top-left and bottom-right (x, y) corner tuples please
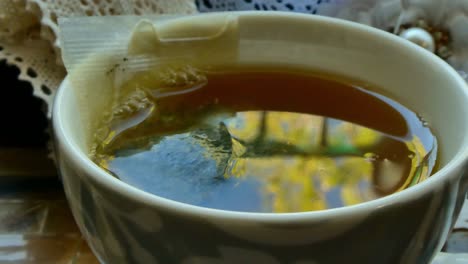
(53, 12), (468, 264)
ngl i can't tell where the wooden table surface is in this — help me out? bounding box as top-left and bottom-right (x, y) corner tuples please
(0, 175), (100, 263)
(0, 60), (99, 263)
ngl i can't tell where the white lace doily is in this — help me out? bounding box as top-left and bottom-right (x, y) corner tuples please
(0, 0), (197, 116)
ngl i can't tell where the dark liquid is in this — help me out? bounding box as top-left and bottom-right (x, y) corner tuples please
(93, 66), (437, 213)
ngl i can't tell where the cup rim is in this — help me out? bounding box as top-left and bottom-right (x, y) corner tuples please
(53, 11), (468, 223)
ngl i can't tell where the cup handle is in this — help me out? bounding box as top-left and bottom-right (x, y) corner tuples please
(432, 253), (468, 264)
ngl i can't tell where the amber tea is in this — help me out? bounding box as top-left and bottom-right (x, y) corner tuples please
(93, 66), (437, 213)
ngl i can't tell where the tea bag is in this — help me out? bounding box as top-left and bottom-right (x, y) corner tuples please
(59, 14), (240, 153)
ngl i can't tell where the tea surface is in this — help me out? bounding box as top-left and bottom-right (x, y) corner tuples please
(93, 66), (437, 213)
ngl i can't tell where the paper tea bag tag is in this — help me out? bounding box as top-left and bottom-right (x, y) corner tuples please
(127, 15), (239, 65)
(58, 14), (240, 152)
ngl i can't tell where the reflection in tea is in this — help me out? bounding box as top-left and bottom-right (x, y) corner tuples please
(92, 66), (437, 213)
